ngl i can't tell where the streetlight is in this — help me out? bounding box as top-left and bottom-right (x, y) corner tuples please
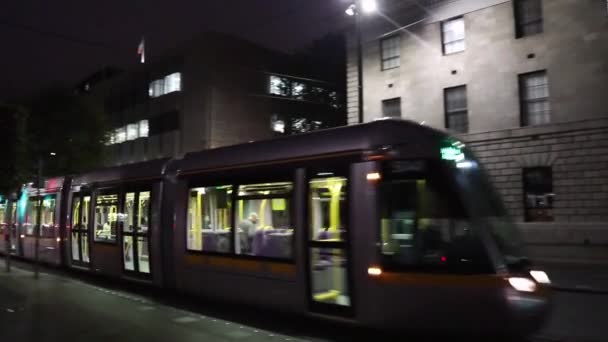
(33, 151), (57, 279)
(345, 0), (376, 124)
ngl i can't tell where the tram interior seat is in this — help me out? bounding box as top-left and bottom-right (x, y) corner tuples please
(202, 229), (231, 252)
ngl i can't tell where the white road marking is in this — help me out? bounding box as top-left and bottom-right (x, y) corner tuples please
(173, 316), (199, 324)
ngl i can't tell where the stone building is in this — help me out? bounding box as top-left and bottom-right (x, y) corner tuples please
(347, 0), (608, 258)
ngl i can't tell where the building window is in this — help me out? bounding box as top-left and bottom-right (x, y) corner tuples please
(187, 186), (233, 253)
(138, 120), (149, 138)
(269, 75), (291, 96)
(442, 17), (465, 54)
(114, 127), (126, 144)
(519, 71), (550, 126)
(270, 114), (285, 134)
(149, 111), (179, 136)
(164, 73), (181, 94)
(523, 167), (554, 222)
(514, 0), (543, 38)
(444, 85), (468, 133)
(236, 182), (293, 258)
(382, 98), (401, 118)
(380, 35), (400, 70)
(149, 72), (181, 98)
(94, 193), (119, 243)
(126, 123), (138, 141)
(292, 82), (306, 99)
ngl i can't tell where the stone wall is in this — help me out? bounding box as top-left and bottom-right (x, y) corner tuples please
(462, 118), (608, 247)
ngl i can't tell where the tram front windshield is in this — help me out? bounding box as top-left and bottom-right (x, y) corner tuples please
(379, 159), (524, 273)
(450, 157), (526, 267)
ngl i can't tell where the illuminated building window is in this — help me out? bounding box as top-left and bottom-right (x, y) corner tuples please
(269, 75), (290, 96)
(126, 124), (138, 141)
(519, 71), (550, 126)
(523, 167), (554, 222)
(270, 114), (285, 134)
(514, 0), (543, 38)
(115, 127), (126, 144)
(138, 120), (149, 138)
(380, 35), (400, 70)
(164, 72), (181, 94)
(292, 82), (306, 99)
(444, 85), (468, 133)
(382, 98), (401, 118)
(149, 72), (181, 98)
(442, 17), (465, 54)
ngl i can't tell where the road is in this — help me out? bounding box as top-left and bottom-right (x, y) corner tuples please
(0, 261), (605, 342)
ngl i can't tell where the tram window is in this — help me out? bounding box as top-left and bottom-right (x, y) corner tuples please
(94, 194), (119, 242)
(40, 196), (56, 238)
(25, 198), (39, 235)
(82, 196), (91, 229)
(309, 177), (347, 242)
(124, 193), (136, 232)
(187, 185), (233, 253)
(71, 197), (80, 229)
(379, 161), (492, 273)
(236, 182), (293, 258)
(0, 199), (6, 233)
(138, 191), (150, 233)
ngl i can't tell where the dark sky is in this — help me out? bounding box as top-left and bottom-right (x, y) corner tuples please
(1, 0), (353, 100)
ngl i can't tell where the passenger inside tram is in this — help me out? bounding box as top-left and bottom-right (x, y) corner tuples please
(187, 182), (293, 258)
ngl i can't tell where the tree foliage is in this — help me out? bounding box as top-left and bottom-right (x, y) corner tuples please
(0, 104), (28, 197)
(24, 88), (109, 176)
(17, 87), (108, 179)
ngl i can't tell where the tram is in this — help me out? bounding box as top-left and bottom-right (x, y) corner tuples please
(0, 119), (550, 335)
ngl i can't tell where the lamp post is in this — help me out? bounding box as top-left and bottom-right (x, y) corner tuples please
(33, 152), (55, 279)
(4, 192), (17, 272)
(346, 0), (376, 124)
(33, 157), (42, 279)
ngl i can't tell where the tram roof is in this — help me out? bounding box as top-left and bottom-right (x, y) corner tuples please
(71, 158), (171, 187)
(177, 119), (449, 175)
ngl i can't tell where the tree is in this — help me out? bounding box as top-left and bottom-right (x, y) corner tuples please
(22, 87), (109, 177)
(0, 104), (28, 197)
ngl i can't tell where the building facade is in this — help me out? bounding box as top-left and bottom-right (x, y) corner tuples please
(347, 0), (608, 258)
(78, 32), (345, 166)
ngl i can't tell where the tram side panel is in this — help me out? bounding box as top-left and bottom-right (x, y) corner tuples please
(149, 182), (164, 287)
(172, 174), (304, 314)
(19, 187), (64, 266)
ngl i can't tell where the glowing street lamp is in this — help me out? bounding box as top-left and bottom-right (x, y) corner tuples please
(345, 0), (377, 123)
(361, 0), (377, 13)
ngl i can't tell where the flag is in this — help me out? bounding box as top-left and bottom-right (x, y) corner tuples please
(137, 37), (145, 64)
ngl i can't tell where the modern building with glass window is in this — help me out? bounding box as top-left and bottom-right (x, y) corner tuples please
(76, 32), (345, 166)
(347, 0), (608, 258)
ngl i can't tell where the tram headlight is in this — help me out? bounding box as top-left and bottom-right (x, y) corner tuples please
(508, 277), (537, 292)
(368, 266), (382, 276)
(530, 270), (551, 285)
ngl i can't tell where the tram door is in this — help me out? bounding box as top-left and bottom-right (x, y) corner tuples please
(122, 191), (151, 275)
(70, 195), (91, 265)
(306, 173), (353, 315)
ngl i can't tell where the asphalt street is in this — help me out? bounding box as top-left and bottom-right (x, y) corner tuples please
(0, 260), (605, 342)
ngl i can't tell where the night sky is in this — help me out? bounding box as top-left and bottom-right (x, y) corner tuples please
(1, 0), (354, 101)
